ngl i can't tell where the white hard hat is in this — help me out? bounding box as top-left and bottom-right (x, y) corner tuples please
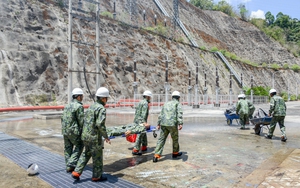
(269, 89), (277, 94)
(241, 94), (246, 98)
(27, 163), (39, 175)
(96, 87), (110, 97)
(72, 88), (83, 96)
(172, 91), (180, 97)
(238, 94), (243, 99)
(143, 90), (152, 97)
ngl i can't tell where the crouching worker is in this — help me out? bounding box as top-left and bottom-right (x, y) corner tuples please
(153, 91), (183, 163)
(236, 94), (249, 130)
(72, 87), (111, 182)
(242, 94), (255, 121)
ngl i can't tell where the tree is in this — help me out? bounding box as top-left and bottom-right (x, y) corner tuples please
(274, 13), (291, 28)
(265, 11), (274, 25)
(238, 3), (248, 21)
(213, 0), (234, 16)
(190, 0), (214, 10)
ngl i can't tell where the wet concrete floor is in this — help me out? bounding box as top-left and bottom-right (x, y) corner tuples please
(0, 102), (299, 187)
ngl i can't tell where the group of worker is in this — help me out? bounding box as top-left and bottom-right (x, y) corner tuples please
(236, 88), (287, 142)
(61, 86), (287, 182)
(61, 87), (183, 182)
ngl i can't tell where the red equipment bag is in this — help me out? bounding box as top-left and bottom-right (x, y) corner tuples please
(126, 134), (137, 143)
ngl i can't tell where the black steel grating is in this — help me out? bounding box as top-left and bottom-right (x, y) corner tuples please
(0, 132), (143, 188)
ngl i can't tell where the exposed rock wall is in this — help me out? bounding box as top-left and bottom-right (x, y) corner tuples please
(0, 0), (299, 107)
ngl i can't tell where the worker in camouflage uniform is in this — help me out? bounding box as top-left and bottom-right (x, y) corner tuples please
(153, 91), (183, 162)
(236, 94), (249, 129)
(265, 89), (287, 142)
(131, 90), (152, 155)
(241, 94), (255, 122)
(72, 87), (111, 182)
(61, 88), (84, 173)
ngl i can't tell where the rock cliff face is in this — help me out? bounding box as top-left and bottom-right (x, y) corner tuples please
(0, 0), (299, 106)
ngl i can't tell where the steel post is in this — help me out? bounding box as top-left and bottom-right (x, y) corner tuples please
(96, 0), (100, 88)
(68, 0), (73, 103)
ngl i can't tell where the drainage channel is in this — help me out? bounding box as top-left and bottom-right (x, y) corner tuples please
(0, 132), (143, 188)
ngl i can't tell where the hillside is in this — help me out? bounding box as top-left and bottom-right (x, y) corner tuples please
(0, 0), (299, 106)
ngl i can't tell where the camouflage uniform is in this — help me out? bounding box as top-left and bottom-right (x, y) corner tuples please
(106, 123), (147, 137)
(74, 100), (109, 179)
(236, 99), (249, 128)
(154, 98), (183, 157)
(61, 99), (84, 170)
(133, 98), (150, 151)
(247, 100), (255, 119)
(267, 95), (286, 138)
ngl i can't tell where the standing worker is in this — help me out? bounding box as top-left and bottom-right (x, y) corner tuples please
(236, 94), (249, 130)
(72, 87), (111, 182)
(61, 88), (84, 173)
(265, 89), (287, 142)
(153, 91), (183, 162)
(132, 90), (152, 155)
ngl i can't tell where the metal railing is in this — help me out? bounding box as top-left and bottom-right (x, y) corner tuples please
(153, 0), (170, 17)
(216, 51), (244, 87)
(110, 94), (270, 111)
(153, 0), (199, 47)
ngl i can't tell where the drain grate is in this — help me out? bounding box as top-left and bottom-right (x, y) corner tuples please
(0, 132), (143, 188)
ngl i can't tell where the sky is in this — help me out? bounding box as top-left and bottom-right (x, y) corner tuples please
(214, 0), (300, 20)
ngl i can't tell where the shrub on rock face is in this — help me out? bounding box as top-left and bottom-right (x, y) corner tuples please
(271, 63), (280, 70)
(261, 62), (268, 67)
(210, 46), (219, 52)
(291, 64), (300, 72)
(101, 11), (113, 19)
(283, 63), (289, 69)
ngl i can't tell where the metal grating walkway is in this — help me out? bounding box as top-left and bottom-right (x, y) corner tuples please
(0, 132), (143, 188)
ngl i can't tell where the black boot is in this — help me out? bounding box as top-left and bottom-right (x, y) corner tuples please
(172, 152), (182, 158)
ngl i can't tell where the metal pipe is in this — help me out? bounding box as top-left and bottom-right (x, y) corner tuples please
(96, 0), (100, 89)
(164, 56), (170, 102)
(188, 69), (192, 106)
(113, 0), (116, 19)
(251, 75), (254, 103)
(134, 60), (137, 82)
(215, 67), (219, 106)
(204, 71), (207, 105)
(204, 71), (207, 87)
(143, 10), (146, 25)
(193, 63), (199, 108)
(165, 57), (168, 83)
(229, 72), (232, 106)
(68, 0), (73, 103)
(240, 73), (243, 89)
(229, 72), (232, 89)
(196, 63), (198, 85)
(133, 60), (137, 107)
